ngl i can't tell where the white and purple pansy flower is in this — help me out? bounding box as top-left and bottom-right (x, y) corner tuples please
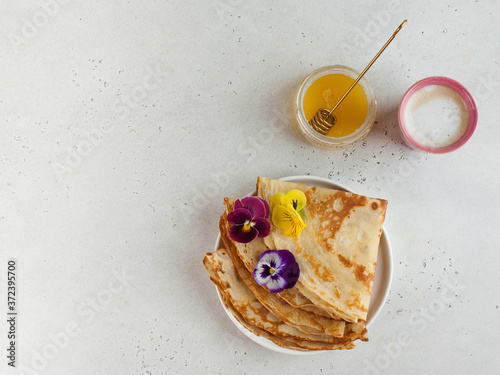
(253, 250), (300, 293)
(228, 196), (271, 243)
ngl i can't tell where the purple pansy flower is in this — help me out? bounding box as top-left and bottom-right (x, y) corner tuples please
(234, 196), (270, 219)
(253, 250), (300, 293)
(228, 196), (270, 243)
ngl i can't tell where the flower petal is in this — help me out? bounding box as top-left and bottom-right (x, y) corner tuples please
(229, 224), (258, 243)
(233, 199), (244, 211)
(269, 193), (285, 214)
(283, 215), (306, 238)
(266, 274), (287, 293)
(283, 190), (307, 212)
(253, 263), (271, 286)
(276, 249), (295, 269)
(256, 196), (270, 218)
(258, 250), (281, 268)
(272, 204), (297, 230)
(281, 260), (300, 289)
(235, 197), (269, 219)
(227, 208), (252, 225)
(252, 217), (270, 238)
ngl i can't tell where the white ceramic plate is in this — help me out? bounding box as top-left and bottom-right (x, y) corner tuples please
(213, 175), (393, 355)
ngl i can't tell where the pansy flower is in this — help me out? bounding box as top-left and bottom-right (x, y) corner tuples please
(253, 250), (300, 293)
(270, 190), (307, 238)
(228, 196), (270, 243)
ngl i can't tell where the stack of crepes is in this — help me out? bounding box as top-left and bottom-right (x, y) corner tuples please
(203, 177), (388, 351)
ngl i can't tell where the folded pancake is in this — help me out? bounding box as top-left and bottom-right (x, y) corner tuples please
(257, 177), (387, 323)
(203, 250), (308, 350)
(205, 250), (348, 344)
(222, 198), (338, 320)
(202, 176), (386, 351)
(203, 249), (358, 350)
(218, 211), (368, 339)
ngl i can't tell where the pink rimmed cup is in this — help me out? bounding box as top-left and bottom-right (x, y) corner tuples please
(398, 76), (478, 153)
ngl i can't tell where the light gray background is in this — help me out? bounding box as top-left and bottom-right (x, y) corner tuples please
(1, 0), (499, 374)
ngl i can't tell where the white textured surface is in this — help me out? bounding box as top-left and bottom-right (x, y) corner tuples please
(1, 1), (499, 374)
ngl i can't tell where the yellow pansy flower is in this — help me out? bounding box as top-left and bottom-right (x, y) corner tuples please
(270, 190), (307, 238)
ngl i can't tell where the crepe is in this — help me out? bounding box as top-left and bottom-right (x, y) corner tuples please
(257, 177), (387, 323)
(218, 214), (347, 336)
(203, 249), (359, 350)
(202, 176), (386, 351)
(221, 198), (338, 319)
(203, 250), (306, 351)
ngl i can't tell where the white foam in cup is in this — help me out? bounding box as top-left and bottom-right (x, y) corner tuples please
(404, 85), (468, 148)
(399, 77), (477, 153)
